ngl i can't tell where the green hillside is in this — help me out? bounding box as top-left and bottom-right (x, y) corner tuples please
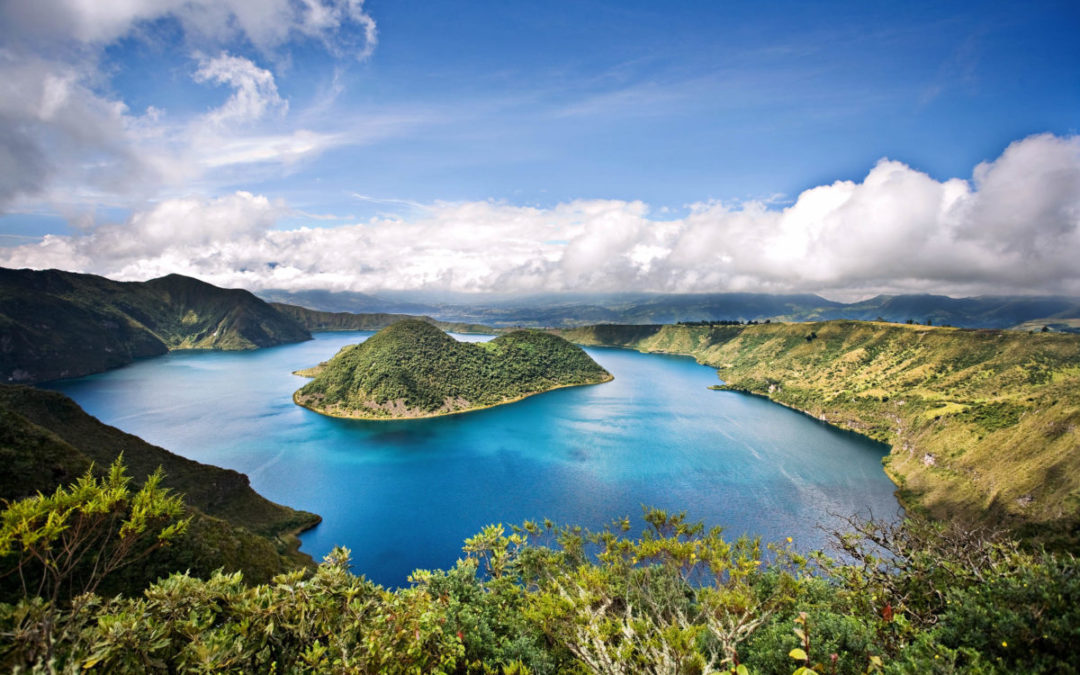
(0, 385), (320, 590)
(0, 267), (311, 383)
(295, 320), (611, 419)
(271, 302), (495, 334)
(559, 321), (1080, 536)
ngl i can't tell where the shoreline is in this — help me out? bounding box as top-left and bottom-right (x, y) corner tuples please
(293, 373), (614, 421)
(576, 340), (912, 496)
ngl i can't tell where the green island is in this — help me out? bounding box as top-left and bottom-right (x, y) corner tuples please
(293, 319), (612, 419)
(558, 320), (1080, 540)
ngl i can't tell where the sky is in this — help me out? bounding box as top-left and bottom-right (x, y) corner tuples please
(0, 0), (1078, 300)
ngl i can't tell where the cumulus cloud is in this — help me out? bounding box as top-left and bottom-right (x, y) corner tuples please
(4, 133), (1079, 297)
(0, 0), (377, 214)
(194, 54), (288, 126)
(0, 0), (377, 59)
(0, 52), (161, 211)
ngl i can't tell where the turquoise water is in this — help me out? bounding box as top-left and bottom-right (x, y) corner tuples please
(49, 332), (900, 586)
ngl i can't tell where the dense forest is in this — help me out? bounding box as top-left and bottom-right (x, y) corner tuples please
(294, 320), (611, 418)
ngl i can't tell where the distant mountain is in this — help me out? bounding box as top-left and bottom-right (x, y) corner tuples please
(257, 288), (433, 315)
(293, 320), (611, 419)
(259, 288), (1080, 329)
(271, 302), (494, 334)
(827, 294), (1080, 328)
(0, 268), (311, 383)
(0, 384), (319, 594)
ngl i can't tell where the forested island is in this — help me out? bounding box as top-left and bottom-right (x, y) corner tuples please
(293, 319), (611, 419)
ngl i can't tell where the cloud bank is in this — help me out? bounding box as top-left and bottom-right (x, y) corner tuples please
(3, 133), (1079, 297)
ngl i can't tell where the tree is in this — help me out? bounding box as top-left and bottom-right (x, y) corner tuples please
(0, 458), (188, 666)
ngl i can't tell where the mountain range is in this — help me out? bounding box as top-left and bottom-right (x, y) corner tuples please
(258, 288), (1080, 330)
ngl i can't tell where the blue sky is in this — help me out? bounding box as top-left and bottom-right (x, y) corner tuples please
(1, 0), (1078, 297)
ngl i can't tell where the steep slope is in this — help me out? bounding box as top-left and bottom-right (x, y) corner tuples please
(560, 321), (1080, 537)
(295, 320), (611, 419)
(0, 385), (320, 587)
(271, 302), (494, 334)
(0, 267), (311, 383)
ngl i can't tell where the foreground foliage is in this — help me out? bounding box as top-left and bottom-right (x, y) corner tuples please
(2, 466), (1077, 674)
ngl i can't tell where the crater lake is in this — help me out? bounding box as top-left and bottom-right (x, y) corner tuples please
(47, 331), (900, 586)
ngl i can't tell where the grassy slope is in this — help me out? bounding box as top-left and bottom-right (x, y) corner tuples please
(271, 302), (496, 334)
(296, 320), (611, 419)
(0, 385), (320, 585)
(559, 321), (1080, 537)
(0, 268), (311, 383)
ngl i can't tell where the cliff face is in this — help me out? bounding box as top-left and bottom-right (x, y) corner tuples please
(560, 321), (1080, 536)
(295, 320), (611, 419)
(0, 268), (311, 383)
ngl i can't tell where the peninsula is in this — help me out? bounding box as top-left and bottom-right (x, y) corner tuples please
(294, 320), (611, 419)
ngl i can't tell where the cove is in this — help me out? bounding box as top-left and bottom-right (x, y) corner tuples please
(47, 331), (900, 587)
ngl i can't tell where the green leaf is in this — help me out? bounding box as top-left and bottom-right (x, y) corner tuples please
(789, 648), (808, 661)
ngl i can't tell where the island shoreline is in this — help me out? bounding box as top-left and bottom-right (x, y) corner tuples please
(292, 373), (614, 421)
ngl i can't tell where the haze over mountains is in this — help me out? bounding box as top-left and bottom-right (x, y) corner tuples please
(259, 288), (1080, 331)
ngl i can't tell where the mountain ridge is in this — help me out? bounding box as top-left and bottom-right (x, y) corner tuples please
(259, 288), (1080, 329)
(0, 267), (312, 383)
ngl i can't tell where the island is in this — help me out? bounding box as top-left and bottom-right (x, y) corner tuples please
(293, 319), (612, 419)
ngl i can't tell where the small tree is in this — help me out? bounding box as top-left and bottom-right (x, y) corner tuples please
(0, 457), (189, 666)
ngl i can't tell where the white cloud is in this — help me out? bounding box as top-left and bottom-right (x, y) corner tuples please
(0, 0), (378, 215)
(0, 52), (161, 211)
(0, 0), (377, 59)
(195, 54), (288, 126)
(4, 133), (1079, 297)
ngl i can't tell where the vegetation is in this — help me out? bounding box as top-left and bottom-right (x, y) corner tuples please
(0, 385), (320, 592)
(0, 267), (311, 384)
(260, 288), (1080, 329)
(271, 302), (496, 334)
(2, 479), (1077, 674)
(294, 320), (612, 419)
(558, 321), (1080, 537)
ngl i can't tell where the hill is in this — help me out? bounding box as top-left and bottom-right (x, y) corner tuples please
(259, 288), (1080, 328)
(294, 320), (611, 419)
(558, 321), (1080, 538)
(0, 267), (311, 384)
(270, 302), (494, 334)
(0, 384), (320, 590)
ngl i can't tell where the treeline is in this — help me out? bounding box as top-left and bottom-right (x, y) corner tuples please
(2, 461), (1077, 673)
(676, 319), (773, 326)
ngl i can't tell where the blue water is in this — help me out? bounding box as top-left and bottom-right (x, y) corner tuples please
(48, 332), (900, 586)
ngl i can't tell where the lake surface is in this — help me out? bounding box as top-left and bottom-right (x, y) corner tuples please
(49, 332), (900, 586)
